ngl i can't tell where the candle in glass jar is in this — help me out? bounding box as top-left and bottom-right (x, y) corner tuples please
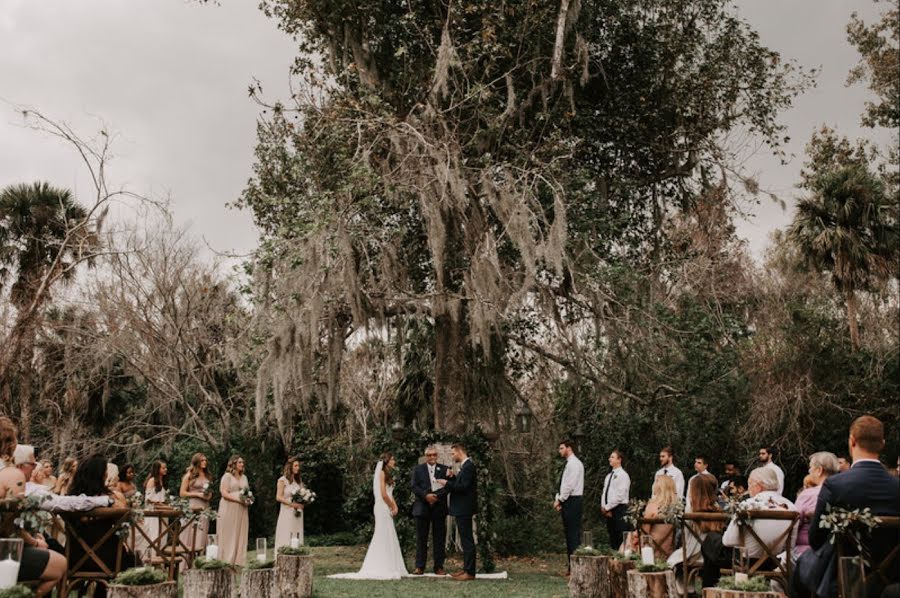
(205, 544), (218, 560)
(0, 558), (19, 589)
(641, 545), (655, 566)
(290, 537), (300, 549)
(257, 553), (267, 563)
(735, 572), (749, 584)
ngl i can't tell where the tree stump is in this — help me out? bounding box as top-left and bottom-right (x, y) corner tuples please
(108, 581), (177, 598)
(240, 567), (274, 598)
(183, 568), (235, 598)
(627, 569), (678, 598)
(274, 554), (313, 598)
(701, 589), (783, 598)
(569, 555), (608, 598)
(601, 557), (637, 598)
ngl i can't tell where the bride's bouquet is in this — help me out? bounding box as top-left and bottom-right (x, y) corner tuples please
(239, 487), (255, 506)
(291, 487), (317, 518)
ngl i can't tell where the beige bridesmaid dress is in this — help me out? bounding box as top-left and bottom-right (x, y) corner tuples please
(217, 472), (249, 565)
(180, 475), (211, 553)
(274, 477), (304, 549)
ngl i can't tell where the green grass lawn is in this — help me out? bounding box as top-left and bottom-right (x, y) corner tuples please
(307, 545), (570, 597)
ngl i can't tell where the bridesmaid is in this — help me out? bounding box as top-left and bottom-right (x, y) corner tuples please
(116, 464), (137, 499)
(274, 457), (305, 549)
(137, 460), (168, 559)
(217, 455), (250, 565)
(179, 453), (213, 553)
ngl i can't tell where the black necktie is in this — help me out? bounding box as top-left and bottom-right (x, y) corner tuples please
(604, 474), (613, 503)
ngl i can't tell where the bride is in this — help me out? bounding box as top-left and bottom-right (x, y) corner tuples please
(329, 451), (408, 579)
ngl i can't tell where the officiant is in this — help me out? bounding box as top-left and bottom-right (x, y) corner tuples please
(410, 445), (449, 575)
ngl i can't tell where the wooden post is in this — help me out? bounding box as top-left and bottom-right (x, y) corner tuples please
(183, 568), (235, 598)
(108, 581), (178, 598)
(274, 554), (313, 598)
(627, 570), (678, 598)
(701, 590), (782, 598)
(240, 567), (274, 598)
(569, 555), (608, 598)
(602, 557), (637, 598)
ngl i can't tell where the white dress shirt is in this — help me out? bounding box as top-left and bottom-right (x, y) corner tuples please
(722, 490), (797, 558)
(763, 462), (785, 496)
(555, 455), (584, 502)
(685, 470), (715, 512)
(654, 465), (685, 497)
(427, 464), (440, 491)
(601, 467), (630, 511)
(25, 482), (112, 511)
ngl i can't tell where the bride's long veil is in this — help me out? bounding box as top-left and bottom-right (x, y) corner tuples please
(372, 460), (384, 504)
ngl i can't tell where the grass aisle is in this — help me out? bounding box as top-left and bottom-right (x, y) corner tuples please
(309, 545), (570, 597)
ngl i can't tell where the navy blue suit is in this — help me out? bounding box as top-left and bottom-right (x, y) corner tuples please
(445, 459), (478, 575)
(804, 460), (900, 596)
(410, 462), (449, 571)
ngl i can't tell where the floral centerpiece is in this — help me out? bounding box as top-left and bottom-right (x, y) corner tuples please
(291, 487), (317, 518)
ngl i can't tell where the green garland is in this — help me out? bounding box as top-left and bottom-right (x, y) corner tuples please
(112, 567), (167, 586)
(375, 427), (498, 573)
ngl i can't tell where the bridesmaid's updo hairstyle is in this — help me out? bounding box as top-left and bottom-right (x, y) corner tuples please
(379, 451), (395, 486)
(282, 457), (302, 485)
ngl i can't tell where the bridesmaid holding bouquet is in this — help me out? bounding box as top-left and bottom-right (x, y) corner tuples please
(180, 453), (213, 553)
(217, 455), (251, 565)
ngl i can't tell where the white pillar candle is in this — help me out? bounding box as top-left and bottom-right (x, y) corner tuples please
(624, 548), (633, 558)
(205, 545), (218, 560)
(290, 538), (300, 549)
(641, 545), (655, 566)
(257, 553), (267, 563)
(734, 572), (749, 584)
(0, 558), (19, 589)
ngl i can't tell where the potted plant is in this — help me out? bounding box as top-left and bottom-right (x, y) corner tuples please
(183, 557), (235, 598)
(241, 556), (275, 598)
(275, 545), (313, 598)
(108, 566), (176, 598)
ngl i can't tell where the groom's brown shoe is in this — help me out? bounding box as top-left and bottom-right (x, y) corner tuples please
(450, 571), (466, 578)
(455, 573), (475, 581)
(412, 568), (424, 575)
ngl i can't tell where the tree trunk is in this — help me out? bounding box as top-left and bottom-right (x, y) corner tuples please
(109, 582), (177, 598)
(702, 589), (782, 598)
(846, 290), (860, 351)
(240, 567), (274, 598)
(627, 569), (678, 598)
(274, 554), (313, 598)
(183, 568), (234, 598)
(569, 555), (608, 598)
(601, 557), (637, 598)
(432, 304), (466, 432)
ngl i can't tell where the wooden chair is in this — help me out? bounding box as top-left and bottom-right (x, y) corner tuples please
(132, 508), (184, 580)
(637, 515), (677, 559)
(835, 515), (900, 598)
(723, 509), (799, 589)
(60, 507), (131, 596)
(681, 512), (730, 597)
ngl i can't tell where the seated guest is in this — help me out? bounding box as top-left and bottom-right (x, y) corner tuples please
(53, 457), (77, 495)
(40, 460), (57, 490)
(797, 416), (900, 598)
(793, 451), (838, 557)
(723, 467), (796, 558)
(16, 444), (110, 511)
(0, 420), (67, 597)
(66, 454), (134, 598)
(630, 474), (678, 559)
(669, 474), (724, 593)
(116, 464), (137, 499)
(836, 455), (851, 473)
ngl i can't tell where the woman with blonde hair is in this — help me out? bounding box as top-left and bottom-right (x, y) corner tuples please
(631, 474), (678, 559)
(217, 455), (250, 565)
(179, 453), (213, 552)
(274, 457), (306, 549)
(53, 457), (77, 495)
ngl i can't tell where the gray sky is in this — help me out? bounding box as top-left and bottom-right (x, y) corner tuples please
(0, 0), (893, 262)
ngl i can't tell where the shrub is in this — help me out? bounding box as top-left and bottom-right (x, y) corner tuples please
(0, 587), (34, 598)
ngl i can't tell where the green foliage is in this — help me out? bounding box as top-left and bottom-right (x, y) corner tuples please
(0, 587), (33, 598)
(245, 558), (276, 570)
(637, 561), (669, 573)
(717, 575), (772, 592)
(193, 557), (234, 570)
(277, 545), (311, 556)
(112, 566), (167, 586)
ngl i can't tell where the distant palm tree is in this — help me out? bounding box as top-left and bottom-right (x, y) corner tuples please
(789, 164), (899, 350)
(0, 181), (95, 439)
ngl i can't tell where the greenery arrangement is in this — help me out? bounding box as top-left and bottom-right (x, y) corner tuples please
(819, 505), (882, 561)
(624, 499), (648, 529)
(11, 494), (52, 535)
(0, 587), (34, 598)
(717, 575), (772, 592)
(192, 557), (234, 570)
(637, 561), (670, 573)
(112, 567), (167, 586)
(573, 546), (607, 557)
(245, 558), (276, 570)
(277, 546), (311, 556)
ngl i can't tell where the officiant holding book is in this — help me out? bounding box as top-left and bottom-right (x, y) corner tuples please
(410, 445), (450, 575)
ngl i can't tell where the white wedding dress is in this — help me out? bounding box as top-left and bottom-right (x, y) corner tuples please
(329, 461), (408, 580)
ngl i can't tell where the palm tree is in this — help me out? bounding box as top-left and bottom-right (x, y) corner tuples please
(0, 182), (95, 440)
(788, 164), (899, 350)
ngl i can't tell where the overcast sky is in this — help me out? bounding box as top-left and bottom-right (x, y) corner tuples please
(0, 0), (893, 264)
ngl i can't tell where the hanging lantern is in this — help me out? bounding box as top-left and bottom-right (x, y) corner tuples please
(515, 402), (534, 434)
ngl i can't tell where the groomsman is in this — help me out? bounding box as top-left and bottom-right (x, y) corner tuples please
(654, 445), (685, 498)
(685, 455), (715, 512)
(553, 439), (584, 575)
(600, 450), (630, 550)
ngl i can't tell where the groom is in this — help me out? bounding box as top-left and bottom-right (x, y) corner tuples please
(410, 445), (449, 575)
(439, 442), (478, 581)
